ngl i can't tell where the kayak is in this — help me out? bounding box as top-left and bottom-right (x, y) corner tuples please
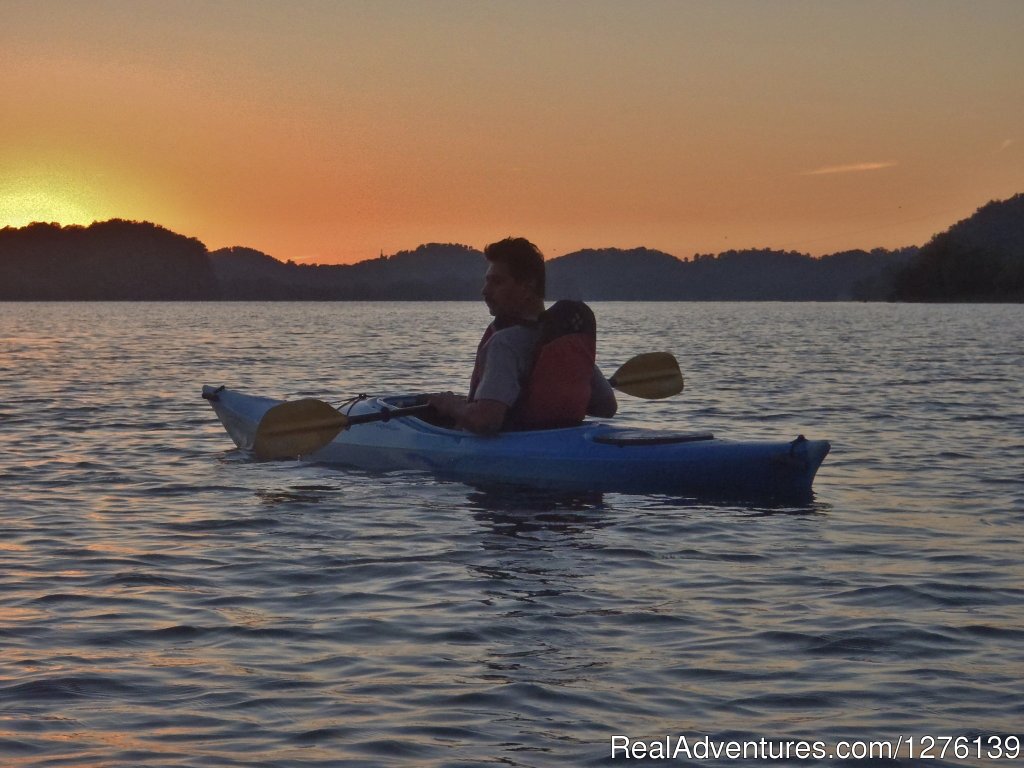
(202, 385), (830, 500)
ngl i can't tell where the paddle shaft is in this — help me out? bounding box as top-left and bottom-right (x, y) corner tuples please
(275, 402), (435, 434)
(346, 403), (433, 427)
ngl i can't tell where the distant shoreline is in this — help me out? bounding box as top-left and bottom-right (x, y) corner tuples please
(4, 298), (1022, 306)
(2, 194), (1022, 302)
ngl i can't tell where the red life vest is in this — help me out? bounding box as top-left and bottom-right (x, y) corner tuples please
(468, 301), (597, 430)
(513, 300), (597, 430)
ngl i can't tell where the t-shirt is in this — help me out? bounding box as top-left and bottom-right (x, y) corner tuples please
(471, 324), (541, 407)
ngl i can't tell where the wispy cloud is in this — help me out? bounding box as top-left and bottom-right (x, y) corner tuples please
(998, 139), (1014, 152)
(801, 161), (897, 176)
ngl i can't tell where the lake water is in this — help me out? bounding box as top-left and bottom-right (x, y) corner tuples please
(1, 301), (1022, 767)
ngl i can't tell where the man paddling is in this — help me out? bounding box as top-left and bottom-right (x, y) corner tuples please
(428, 237), (617, 434)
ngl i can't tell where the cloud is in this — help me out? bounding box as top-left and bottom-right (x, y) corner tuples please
(998, 139), (1014, 152)
(801, 162), (897, 176)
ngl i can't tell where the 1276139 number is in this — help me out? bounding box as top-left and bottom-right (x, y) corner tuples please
(905, 735), (1020, 760)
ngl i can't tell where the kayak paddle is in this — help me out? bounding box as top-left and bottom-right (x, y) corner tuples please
(253, 351), (684, 460)
(607, 352), (683, 399)
(253, 399), (431, 460)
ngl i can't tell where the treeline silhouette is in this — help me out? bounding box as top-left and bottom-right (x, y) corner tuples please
(892, 194), (1024, 301)
(546, 246), (917, 300)
(210, 243), (484, 300)
(1, 195), (1021, 301)
(213, 243), (903, 301)
(0, 220), (216, 300)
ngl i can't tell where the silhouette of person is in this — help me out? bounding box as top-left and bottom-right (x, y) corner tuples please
(428, 237), (616, 433)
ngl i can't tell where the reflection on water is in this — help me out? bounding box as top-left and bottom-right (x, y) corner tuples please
(0, 301), (1021, 766)
(467, 484), (608, 513)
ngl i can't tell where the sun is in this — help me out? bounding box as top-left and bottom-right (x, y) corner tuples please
(0, 189), (96, 229)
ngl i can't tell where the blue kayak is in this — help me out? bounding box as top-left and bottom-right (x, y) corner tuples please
(202, 385), (830, 499)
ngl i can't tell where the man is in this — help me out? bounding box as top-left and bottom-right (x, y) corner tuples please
(428, 237), (616, 434)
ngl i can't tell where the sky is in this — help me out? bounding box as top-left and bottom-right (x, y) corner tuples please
(2, 0), (1022, 264)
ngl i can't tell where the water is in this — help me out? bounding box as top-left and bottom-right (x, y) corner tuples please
(1, 301), (1022, 767)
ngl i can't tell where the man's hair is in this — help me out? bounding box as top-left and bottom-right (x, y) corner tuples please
(484, 237), (546, 298)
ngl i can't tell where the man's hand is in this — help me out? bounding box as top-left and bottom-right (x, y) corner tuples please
(426, 391), (467, 419)
(426, 392), (507, 435)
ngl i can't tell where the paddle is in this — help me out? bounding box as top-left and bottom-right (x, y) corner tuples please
(607, 351), (683, 399)
(253, 400), (432, 461)
(252, 351), (684, 460)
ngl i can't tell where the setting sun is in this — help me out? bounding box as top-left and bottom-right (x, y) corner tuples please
(0, 188), (96, 229)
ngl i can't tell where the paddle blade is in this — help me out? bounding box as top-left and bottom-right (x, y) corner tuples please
(609, 352), (684, 399)
(253, 398), (349, 460)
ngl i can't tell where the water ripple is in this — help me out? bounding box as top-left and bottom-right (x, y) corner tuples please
(0, 301), (1021, 766)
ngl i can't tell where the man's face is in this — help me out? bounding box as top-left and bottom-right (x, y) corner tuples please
(482, 261), (535, 318)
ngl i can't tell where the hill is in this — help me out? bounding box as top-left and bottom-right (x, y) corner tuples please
(1, 194), (1020, 301)
(209, 243), (484, 299)
(548, 246), (915, 300)
(209, 243), (913, 301)
(892, 194), (1024, 301)
(548, 248), (685, 300)
(0, 220), (217, 300)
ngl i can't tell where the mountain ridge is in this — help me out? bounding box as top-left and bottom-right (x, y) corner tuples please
(892, 194), (1024, 301)
(2, 194), (1021, 301)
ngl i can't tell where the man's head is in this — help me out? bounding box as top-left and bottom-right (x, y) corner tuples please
(482, 237), (546, 319)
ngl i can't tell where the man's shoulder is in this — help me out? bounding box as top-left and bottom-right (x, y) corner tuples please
(482, 324), (540, 369)
(489, 323), (541, 349)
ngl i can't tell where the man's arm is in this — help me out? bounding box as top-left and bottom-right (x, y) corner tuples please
(427, 392), (507, 435)
(428, 325), (535, 435)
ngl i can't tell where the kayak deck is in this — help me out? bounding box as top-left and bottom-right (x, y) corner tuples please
(202, 385), (830, 500)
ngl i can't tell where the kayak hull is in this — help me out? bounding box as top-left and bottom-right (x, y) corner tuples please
(202, 386), (830, 500)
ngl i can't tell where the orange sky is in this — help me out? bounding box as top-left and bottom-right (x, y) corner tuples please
(2, 0), (1022, 263)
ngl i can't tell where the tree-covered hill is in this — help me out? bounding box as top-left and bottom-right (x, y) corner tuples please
(548, 246), (915, 300)
(2, 194), (1021, 301)
(892, 194), (1024, 301)
(0, 220), (217, 300)
(209, 243), (485, 299)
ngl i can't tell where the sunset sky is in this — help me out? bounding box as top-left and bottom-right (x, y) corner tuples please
(2, 0), (1022, 263)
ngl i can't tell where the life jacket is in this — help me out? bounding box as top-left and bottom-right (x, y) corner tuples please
(510, 300), (597, 430)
